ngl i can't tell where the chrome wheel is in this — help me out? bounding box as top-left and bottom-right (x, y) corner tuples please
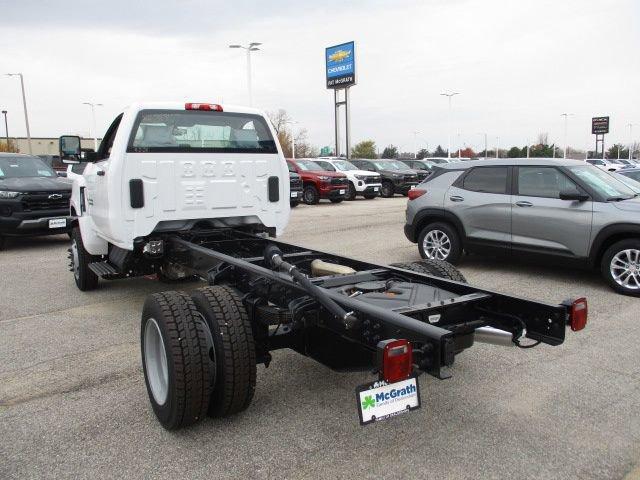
(610, 249), (640, 290)
(71, 238), (80, 280)
(144, 318), (169, 406)
(422, 230), (451, 260)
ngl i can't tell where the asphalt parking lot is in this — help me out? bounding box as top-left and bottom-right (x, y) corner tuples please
(1, 197), (639, 480)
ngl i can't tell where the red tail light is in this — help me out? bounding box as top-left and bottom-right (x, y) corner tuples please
(408, 189), (426, 200)
(569, 297), (588, 331)
(185, 103), (223, 111)
(378, 339), (413, 383)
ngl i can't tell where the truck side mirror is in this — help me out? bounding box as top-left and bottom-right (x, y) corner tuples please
(59, 135), (82, 164)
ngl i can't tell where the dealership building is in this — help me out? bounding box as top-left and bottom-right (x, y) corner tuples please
(3, 137), (100, 155)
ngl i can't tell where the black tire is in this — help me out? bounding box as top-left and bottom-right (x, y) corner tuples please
(417, 222), (463, 264)
(390, 259), (467, 283)
(363, 193), (377, 199)
(330, 198), (344, 204)
(290, 201), (300, 208)
(70, 227), (99, 291)
(600, 239), (640, 296)
(303, 185), (319, 205)
(141, 291), (212, 430)
(191, 286), (257, 418)
(380, 181), (394, 198)
(346, 182), (357, 201)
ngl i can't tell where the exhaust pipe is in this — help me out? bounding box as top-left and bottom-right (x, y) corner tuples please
(474, 326), (515, 347)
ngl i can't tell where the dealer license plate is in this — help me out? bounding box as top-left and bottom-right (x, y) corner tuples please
(374, 187), (379, 191)
(48, 218), (67, 229)
(356, 376), (421, 425)
(290, 192), (298, 198)
(339, 189), (346, 194)
(410, 185), (416, 189)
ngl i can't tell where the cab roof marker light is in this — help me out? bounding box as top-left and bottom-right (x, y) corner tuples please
(185, 103), (223, 112)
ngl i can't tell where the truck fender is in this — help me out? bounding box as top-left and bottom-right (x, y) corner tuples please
(78, 215), (108, 256)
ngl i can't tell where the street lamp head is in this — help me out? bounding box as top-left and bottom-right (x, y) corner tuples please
(249, 47), (260, 51)
(229, 44), (242, 49)
(249, 42), (262, 47)
(1, 110), (6, 114)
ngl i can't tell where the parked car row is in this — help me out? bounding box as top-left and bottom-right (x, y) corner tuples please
(286, 157), (448, 205)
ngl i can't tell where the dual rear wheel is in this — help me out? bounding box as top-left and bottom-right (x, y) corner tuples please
(141, 286), (256, 430)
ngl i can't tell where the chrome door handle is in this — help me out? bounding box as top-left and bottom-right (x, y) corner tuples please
(515, 201), (533, 207)
(450, 195), (464, 202)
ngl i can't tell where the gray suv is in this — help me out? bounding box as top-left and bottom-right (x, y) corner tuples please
(404, 158), (640, 296)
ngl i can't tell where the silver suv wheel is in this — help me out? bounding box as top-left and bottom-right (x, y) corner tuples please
(422, 229), (451, 260)
(610, 249), (640, 290)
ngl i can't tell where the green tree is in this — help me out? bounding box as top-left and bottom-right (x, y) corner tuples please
(433, 145), (447, 157)
(607, 144), (629, 160)
(351, 140), (377, 159)
(507, 146), (523, 158)
(381, 145), (399, 159)
(416, 148), (430, 159)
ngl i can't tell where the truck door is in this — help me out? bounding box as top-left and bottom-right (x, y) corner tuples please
(511, 166), (592, 257)
(84, 114), (122, 237)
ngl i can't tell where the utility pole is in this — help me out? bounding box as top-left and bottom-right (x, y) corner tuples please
(629, 123), (635, 161)
(413, 131), (419, 159)
(1, 110), (8, 147)
(82, 102), (103, 150)
(229, 42), (262, 106)
(495, 136), (500, 158)
(478, 133), (487, 159)
(6, 73), (32, 154)
(561, 113), (573, 159)
(440, 92), (459, 159)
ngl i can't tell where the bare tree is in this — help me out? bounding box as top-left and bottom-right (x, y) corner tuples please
(537, 132), (549, 145)
(267, 109), (290, 135)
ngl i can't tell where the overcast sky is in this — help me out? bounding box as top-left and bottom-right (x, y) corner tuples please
(1, 0), (638, 153)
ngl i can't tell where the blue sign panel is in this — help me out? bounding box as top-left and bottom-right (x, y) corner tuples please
(326, 41), (356, 89)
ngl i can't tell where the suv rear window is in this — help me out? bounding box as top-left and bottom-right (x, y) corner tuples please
(127, 110), (277, 154)
(462, 167), (508, 194)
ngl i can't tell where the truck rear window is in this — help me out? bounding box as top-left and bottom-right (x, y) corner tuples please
(127, 110), (277, 154)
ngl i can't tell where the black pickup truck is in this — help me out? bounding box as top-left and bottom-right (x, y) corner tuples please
(289, 170), (303, 207)
(350, 158), (420, 198)
(0, 153), (72, 248)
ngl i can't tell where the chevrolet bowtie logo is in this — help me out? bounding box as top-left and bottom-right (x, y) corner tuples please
(48, 193), (63, 200)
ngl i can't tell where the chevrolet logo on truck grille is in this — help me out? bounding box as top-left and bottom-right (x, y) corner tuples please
(48, 194), (63, 200)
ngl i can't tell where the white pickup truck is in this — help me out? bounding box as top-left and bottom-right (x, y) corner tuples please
(59, 102), (586, 431)
(61, 102), (290, 290)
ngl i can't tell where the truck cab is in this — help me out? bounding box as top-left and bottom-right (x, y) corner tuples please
(60, 102), (290, 290)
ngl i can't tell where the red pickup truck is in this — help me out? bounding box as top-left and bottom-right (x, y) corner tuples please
(286, 159), (348, 204)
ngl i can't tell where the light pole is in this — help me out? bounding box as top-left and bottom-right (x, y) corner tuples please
(1, 110), (8, 147)
(560, 113), (573, 159)
(82, 102), (103, 150)
(495, 136), (500, 158)
(440, 92), (459, 159)
(412, 131), (420, 158)
(6, 73), (32, 154)
(628, 123), (635, 161)
(478, 133), (487, 159)
(229, 42), (261, 106)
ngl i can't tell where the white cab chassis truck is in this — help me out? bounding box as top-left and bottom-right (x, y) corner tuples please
(60, 102), (587, 430)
